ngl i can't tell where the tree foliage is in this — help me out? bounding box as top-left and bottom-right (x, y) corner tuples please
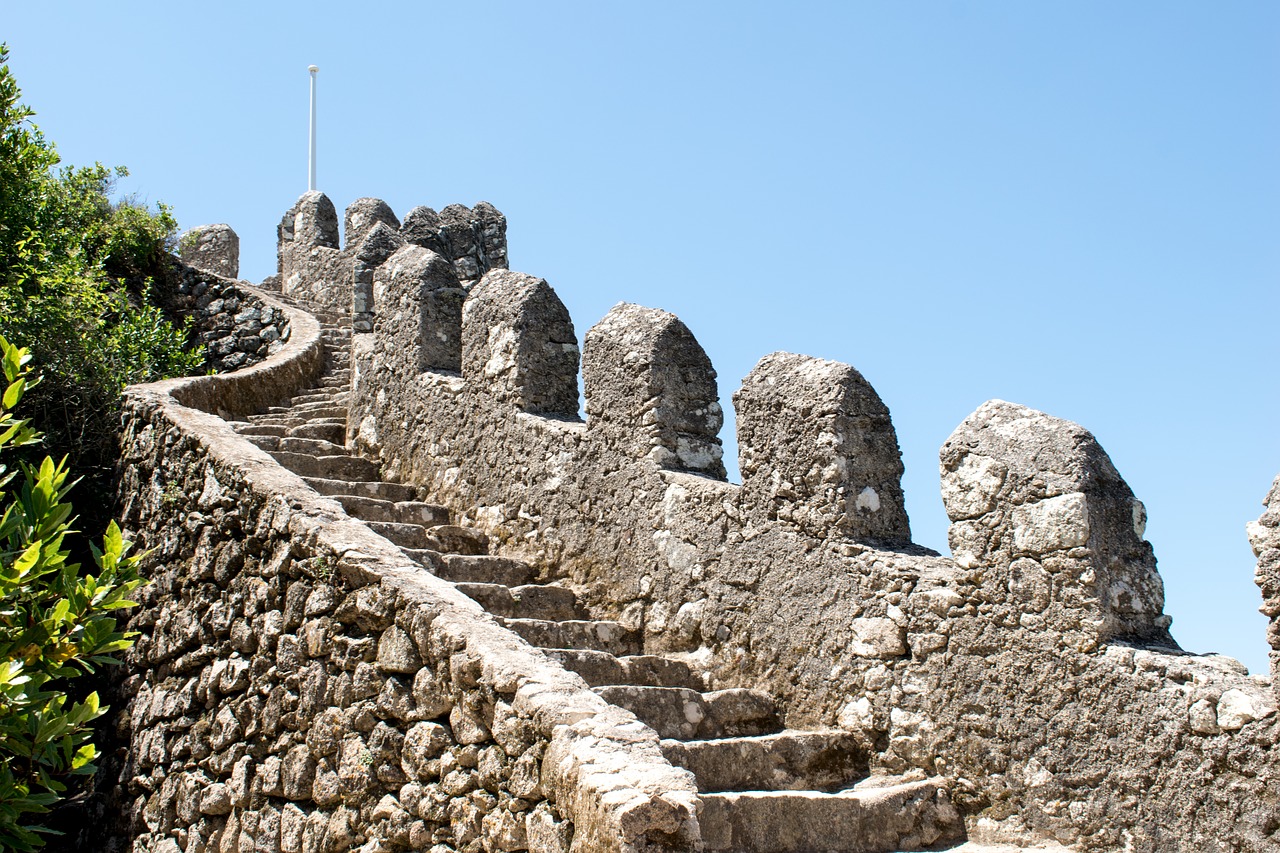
(0, 337), (144, 851)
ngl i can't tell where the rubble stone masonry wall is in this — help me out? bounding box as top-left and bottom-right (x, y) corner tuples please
(337, 194), (1280, 851)
(108, 286), (699, 852)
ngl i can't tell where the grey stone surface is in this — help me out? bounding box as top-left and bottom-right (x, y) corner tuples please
(373, 245), (466, 374)
(461, 269), (580, 416)
(170, 258), (293, 374)
(583, 303), (725, 478)
(345, 197), (401, 250)
(278, 192), (509, 326)
(178, 223), (239, 278)
(736, 351), (910, 542)
(939, 400), (1170, 645)
(104, 290), (701, 852)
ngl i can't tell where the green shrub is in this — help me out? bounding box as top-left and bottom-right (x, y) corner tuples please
(0, 336), (144, 851)
(0, 43), (203, 491)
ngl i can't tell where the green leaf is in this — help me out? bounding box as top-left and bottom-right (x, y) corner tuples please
(2, 376), (24, 410)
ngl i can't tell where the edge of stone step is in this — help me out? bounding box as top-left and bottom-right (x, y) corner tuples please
(593, 686), (778, 741)
(456, 582), (579, 620)
(302, 477), (420, 502)
(504, 618), (640, 657)
(660, 729), (870, 793)
(698, 777), (964, 853)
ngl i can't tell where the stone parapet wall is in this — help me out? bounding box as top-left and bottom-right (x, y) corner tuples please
(346, 239), (1280, 851)
(170, 258), (295, 375)
(105, 294), (699, 852)
(278, 192), (507, 328)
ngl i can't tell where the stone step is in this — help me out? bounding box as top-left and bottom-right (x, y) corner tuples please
(419, 525), (489, 556)
(247, 416), (308, 429)
(593, 686), (777, 741)
(543, 649), (704, 690)
(289, 402), (348, 418)
(245, 435), (279, 451)
(304, 477), (420, 502)
(660, 730), (868, 793)
(333, 495), (450, 527)
(698, 777), (963, 853)
(504, 619), (640, 657)
(456, 583), (578, 620)
(231, 423), (287, 438)
(248, 415), (345, 431)
(291, 391), (348, 406)
(318, 377), (351, 389)
(430, 554), (537, 586)
(368, 521), (432, 549)
(287, 422), (346, 444)
(270, 451), (380, 482)
(277, 437), (346, 456)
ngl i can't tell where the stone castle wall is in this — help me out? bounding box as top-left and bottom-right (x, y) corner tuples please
(167, 260), (293, 375)
(107, 284), (699, 852)
(324, 193), (1280, 851)
(277, 192), (507, 331)
(101, 193), (1280, 853)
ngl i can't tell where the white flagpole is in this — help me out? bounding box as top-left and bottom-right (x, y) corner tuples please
(308, 65), (318, 191)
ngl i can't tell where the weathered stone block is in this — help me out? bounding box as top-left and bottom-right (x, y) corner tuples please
(583, 303), (725, 478)
(735, 351), (909, 542)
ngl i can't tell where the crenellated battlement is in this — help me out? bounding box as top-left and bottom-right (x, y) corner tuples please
(277, 191), (508, 330)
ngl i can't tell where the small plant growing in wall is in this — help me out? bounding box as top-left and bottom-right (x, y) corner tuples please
(0, 336), (145, 850)
(178, 228), (202, 256)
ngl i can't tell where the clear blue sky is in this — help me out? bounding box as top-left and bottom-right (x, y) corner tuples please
(7, 2), (1279, 673)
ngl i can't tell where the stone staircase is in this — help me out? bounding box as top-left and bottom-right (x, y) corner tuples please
(227, 302), (967, 853)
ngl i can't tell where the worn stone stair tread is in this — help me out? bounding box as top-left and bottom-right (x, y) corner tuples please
(429, 554), (537, 586)
(269, 451), (381, 481)
(232, 423), (287, 437)
(247, 416), (310, 429)
(455, 582), (578, 620)
(302, 477), (419, 502)
(698, 778), (963, 853)
(503, 618), (640, 656)
(911, 840), (1080, 845)
(286, 422), (346, 443)
(366, 520), (431, 549)
(333, 494), (450, 526)
(420, 524), (489, 556)
(594, 685), (777, 740)
(245, 435), (280, 450)
(291, 391), (347, 405)
(660, 729), (869, 793)
(544, 649), (704, 689)
(287, 404), (348, 419)
(277, 436), (346, 455)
